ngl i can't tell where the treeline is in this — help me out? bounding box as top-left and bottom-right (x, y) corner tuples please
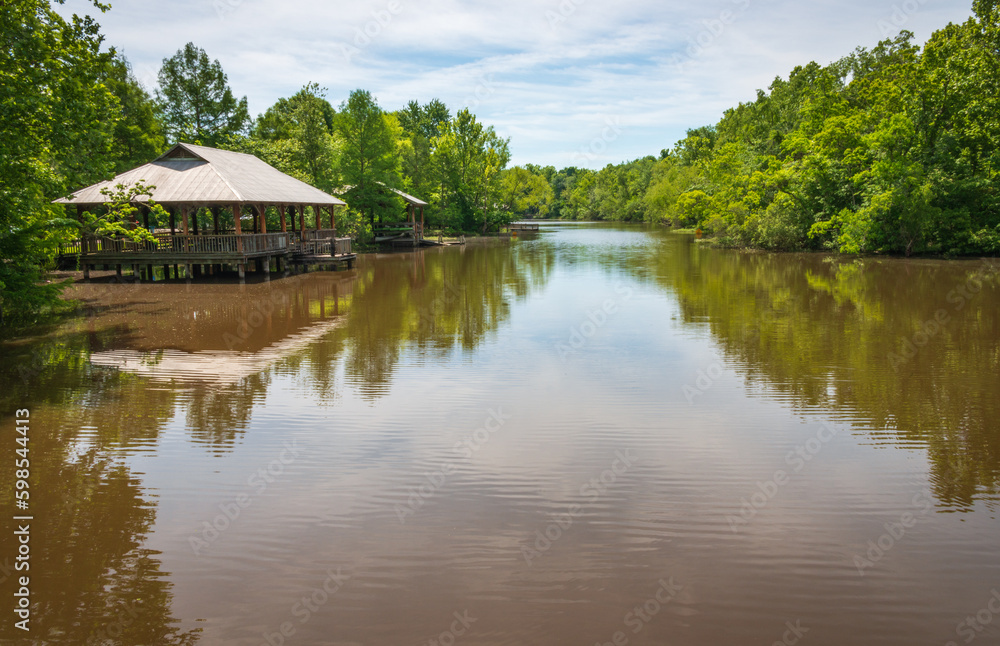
(524, 3), (1000, 256)
(1, 0), (528, 326)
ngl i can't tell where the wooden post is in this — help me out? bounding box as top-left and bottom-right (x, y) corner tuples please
(116, 264), (122, 282)
(191, 208), (199, 234)
(299, 205), (305, 241)
(329, 206), (335, 230)
(238, 263), (245, 281)
(290, 205), (296, 233)
(142, 206), (150, 231)
(233, 203), (243, 254)
(83, 262), (90, 282)
(181, 205), (189, 235)
(315, 204), (321, 230)
(279, 204), (287, 232)
(212, 206), (220, 234)
(169, 207), (176, 235)
(420, 207), (424, 239)
(259, 204), (267, 234)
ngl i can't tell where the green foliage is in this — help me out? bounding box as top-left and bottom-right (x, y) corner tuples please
(499, 167), (555, 217)
(252, 83), (340, 192)
(434, 109), (512, 232)
(155, 42), (250, 146)
(79, 181), (167, 243)
(1, 0), (118, 327)
(336, 89), (404, 228)
(537, 11), (1000, 256)
(104, 53), (167, 173)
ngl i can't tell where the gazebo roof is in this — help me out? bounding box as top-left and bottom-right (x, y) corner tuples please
(337, 181), (429, 207)
(55, 143), (346, 207)
(388, 186), (429, 207)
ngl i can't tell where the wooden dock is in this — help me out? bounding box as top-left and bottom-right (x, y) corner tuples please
(509, 223), (540, 232)
(61, 231), (355, 281)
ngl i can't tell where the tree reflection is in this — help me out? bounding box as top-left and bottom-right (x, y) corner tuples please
(648, 236), (1000, 509)
(0, 332), (199, 644)
(335, 241), (555, 395)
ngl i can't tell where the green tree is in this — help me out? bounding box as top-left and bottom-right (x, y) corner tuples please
(105, 53), (167, 172)
(336, 89), (402, 228)
(155, 42), (250, 147)
(396, 99), (451, 224)
(434, 108), (511, 232)
(252, 83), (340, 192)
(0, 0), (118, 328)
(499, 167), (555, 217)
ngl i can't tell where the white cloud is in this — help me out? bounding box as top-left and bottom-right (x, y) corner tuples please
(60, 0), (974, 168)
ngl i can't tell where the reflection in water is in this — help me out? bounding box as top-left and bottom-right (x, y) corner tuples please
(0, 330), (199, 644)
(1, 226), (998, 646)
(645, 237), (1000, 510)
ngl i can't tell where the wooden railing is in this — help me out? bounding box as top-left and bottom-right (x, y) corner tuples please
(304, 229), (339, 240)
(73, 233), (291, 256)
(294, 237), (353, 256)
(334, 237), (352, 255)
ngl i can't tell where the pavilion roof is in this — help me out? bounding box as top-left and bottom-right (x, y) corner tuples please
(337, 181), (429, 207)
(55, 143), (346, 208)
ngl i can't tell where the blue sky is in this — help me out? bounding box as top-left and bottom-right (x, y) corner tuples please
(65, 0), (974, 168)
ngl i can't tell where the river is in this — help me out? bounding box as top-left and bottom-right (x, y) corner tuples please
(1, 222), (998, 645)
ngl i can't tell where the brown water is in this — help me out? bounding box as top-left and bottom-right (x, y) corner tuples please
(1, 222), (999, 646)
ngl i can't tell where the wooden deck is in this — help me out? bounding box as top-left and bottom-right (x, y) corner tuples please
(62, 232), (355, 281)
(509, 223), (540, 232)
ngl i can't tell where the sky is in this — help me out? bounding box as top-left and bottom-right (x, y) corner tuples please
(62, 0), (975, 169)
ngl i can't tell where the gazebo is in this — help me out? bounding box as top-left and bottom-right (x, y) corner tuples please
(56, 143), (353, 280)
(338, 181), (429, 247)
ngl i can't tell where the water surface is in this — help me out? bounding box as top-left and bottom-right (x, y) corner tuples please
(2, 223), (998, 645)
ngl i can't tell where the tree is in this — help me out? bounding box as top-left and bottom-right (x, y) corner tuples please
(434, 108), (511, 232)
(105, 53), (167, 173)
(252, 83), (339, 191)
(336, 89), (402, 228)
(499, 167), (555, 217)
(395, 99), (450, 225)
(155, 42), (249, 147)
(1, 0), (118, 328)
